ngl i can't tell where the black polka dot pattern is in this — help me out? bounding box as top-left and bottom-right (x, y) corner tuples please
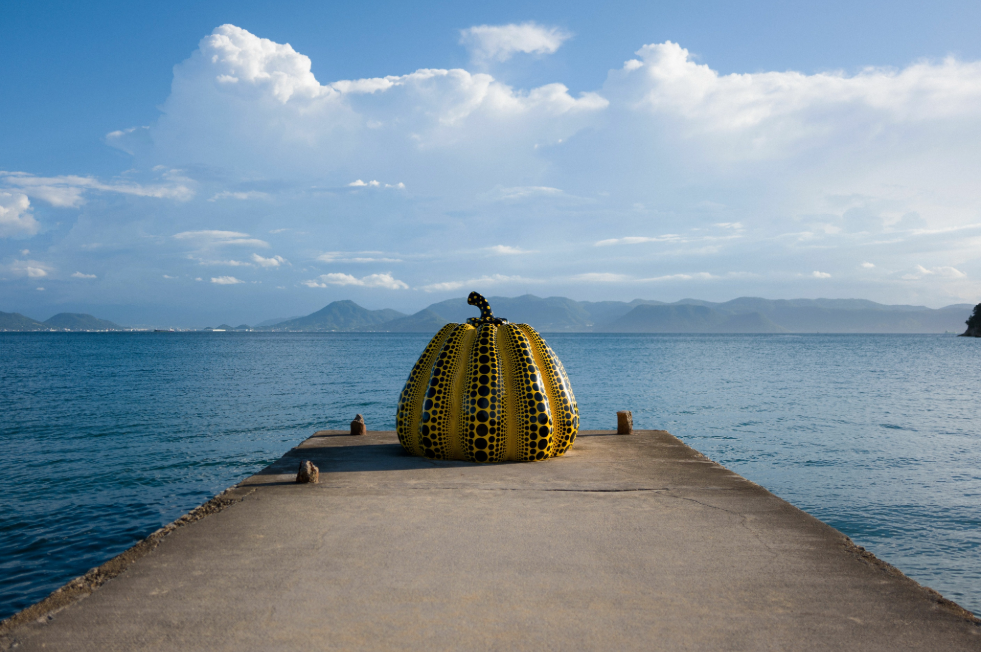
(462, 323), (506, 463)
(394, 293), (578, 463)
(396, 323), (456, 454)
(465, 291), (508, 326)
(499, 323), (554, 461)
(419, 324), (472, 460)
(519, 325), (580, 456)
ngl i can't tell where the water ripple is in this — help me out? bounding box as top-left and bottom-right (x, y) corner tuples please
(1, 332), (979, 618)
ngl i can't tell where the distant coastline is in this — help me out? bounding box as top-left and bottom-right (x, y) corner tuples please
(2, 295), (976, 334)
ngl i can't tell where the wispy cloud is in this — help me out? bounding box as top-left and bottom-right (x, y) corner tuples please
(174, 230), (270, 248)
(1, 171), (193, 207)
(191, 257), (251, 266)
(491, 186), (564, 201)
(639, 272), (716, 282)
(348, 179), (405, 189)
(595, 235), (683, 246)
(211, 276), (245, 284)
(71, 271), (97, 279)
(317, 251), (402, 263)
(302, 272), (408, 289)
(573, 272), (631, 283)
(420, 274), (537, 292)
(574, 272), (717, 283)
(460, 22), (571, 63)
(486, 245), (535, 255)
(902, 265), (966, 280)
(208, 190), (270, 201)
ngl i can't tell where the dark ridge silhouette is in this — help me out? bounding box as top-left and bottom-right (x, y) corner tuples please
(960, 303), (981, 337)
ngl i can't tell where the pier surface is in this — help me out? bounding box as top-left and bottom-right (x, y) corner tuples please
(3, 430), (979, 651)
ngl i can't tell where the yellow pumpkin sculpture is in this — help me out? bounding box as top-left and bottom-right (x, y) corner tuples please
(396, 292), (579, 462)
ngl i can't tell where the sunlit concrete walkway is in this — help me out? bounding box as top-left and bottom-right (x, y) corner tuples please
(2, 430), (979, 651)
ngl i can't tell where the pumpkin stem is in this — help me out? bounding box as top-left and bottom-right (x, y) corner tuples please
(466, 291), (508, 325)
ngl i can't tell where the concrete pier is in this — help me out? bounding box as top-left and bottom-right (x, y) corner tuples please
(2, 430), (979, 650)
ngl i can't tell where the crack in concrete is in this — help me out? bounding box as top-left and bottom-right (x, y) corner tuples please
(661, 492), (781, 558)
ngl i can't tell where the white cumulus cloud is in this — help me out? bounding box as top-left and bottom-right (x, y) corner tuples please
(460, 22), (571, 63)
(812, 271), (832, 278)
(13, 25), (981, 308)
(251, 253), (288, 267)
(0, 192), (40, 238)
(211, 275), (245, 284)
(72, 271), (97, 279)
(108, 24), (606, 183)
(609, 42), (981, 152)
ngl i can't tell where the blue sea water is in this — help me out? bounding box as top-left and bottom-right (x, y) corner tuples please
(1, 332), (979, 620)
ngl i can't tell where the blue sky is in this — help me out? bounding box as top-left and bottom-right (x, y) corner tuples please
(2, 0), (981, 326)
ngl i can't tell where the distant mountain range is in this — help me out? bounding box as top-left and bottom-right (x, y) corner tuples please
(0, 311), (123, 332)
(255, 295), (974, 334)
(3, 297), (974, 333)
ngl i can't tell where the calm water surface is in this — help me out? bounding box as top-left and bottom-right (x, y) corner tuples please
(1, 332), (978, 619)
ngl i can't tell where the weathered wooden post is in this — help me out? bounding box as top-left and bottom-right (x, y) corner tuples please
(617, 411), (633, 435)
(350, 414), (366, 436)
